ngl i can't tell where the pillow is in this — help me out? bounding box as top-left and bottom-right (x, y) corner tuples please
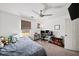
(12, 34), (19, 43)
(0, 36), (5, 41)
(0, 40), (4, 48)
(8, 35), (12, 43)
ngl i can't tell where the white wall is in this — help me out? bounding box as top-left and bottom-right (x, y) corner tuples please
(32, 16), (66, 38)
(0, 11), (21, 36)
(39, 16), (65, 38)
(0, 11), (41, 38)
(0, 10), (36, 38)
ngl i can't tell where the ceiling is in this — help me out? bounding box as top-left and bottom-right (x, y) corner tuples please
(0, 3), (71, 19)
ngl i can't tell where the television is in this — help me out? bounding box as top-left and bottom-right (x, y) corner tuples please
(41, 30), (45, 33)
(46, 30), (49, 33)
(68, 3), (79, 20)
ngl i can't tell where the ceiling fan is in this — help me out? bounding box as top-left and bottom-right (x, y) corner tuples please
(32, 9), (53, 17)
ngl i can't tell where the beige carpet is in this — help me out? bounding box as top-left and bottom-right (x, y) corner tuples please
(35, 40), (79, 56)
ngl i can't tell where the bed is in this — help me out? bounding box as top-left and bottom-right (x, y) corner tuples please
(0, 37), (47, 56)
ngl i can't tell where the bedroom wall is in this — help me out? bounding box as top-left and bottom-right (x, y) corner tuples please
(0, 10), (36, 38)
(33, 8), (67, 38)
(31, 17), (65, 38)
(39, 16), (65, 38)
(0, 11), (21, 36)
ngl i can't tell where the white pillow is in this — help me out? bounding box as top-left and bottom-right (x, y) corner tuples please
(12, 34), (19, 43)
(0, 41), (4, 48)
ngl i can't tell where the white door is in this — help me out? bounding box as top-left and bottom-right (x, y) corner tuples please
(65, 18), (77, 50)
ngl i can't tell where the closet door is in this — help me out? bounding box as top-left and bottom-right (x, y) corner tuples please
(65, 18), (79, 51)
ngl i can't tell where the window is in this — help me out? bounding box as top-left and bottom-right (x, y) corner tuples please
(21, 20), (31, 36)
(21, 20), (31, 29)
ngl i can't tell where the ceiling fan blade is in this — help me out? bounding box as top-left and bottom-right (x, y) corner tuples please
(44, 14), (52, 16)
(32, 10), (39, 16)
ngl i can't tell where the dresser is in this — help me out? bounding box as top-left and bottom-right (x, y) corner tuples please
(51, 37), (64, 47)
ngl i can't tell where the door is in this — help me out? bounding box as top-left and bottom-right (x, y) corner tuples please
(65, 18), (72, 49)
(65, 18), (77, 50)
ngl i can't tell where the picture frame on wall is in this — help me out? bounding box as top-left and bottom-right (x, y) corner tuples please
(54, 25), (60, 30)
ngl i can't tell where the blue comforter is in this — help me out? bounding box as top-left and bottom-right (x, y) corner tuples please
(0, 37), (46, 56)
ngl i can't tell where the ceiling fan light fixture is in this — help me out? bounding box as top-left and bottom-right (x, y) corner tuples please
(32, 9), (53, 17)
(40, 14), (44, 17)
